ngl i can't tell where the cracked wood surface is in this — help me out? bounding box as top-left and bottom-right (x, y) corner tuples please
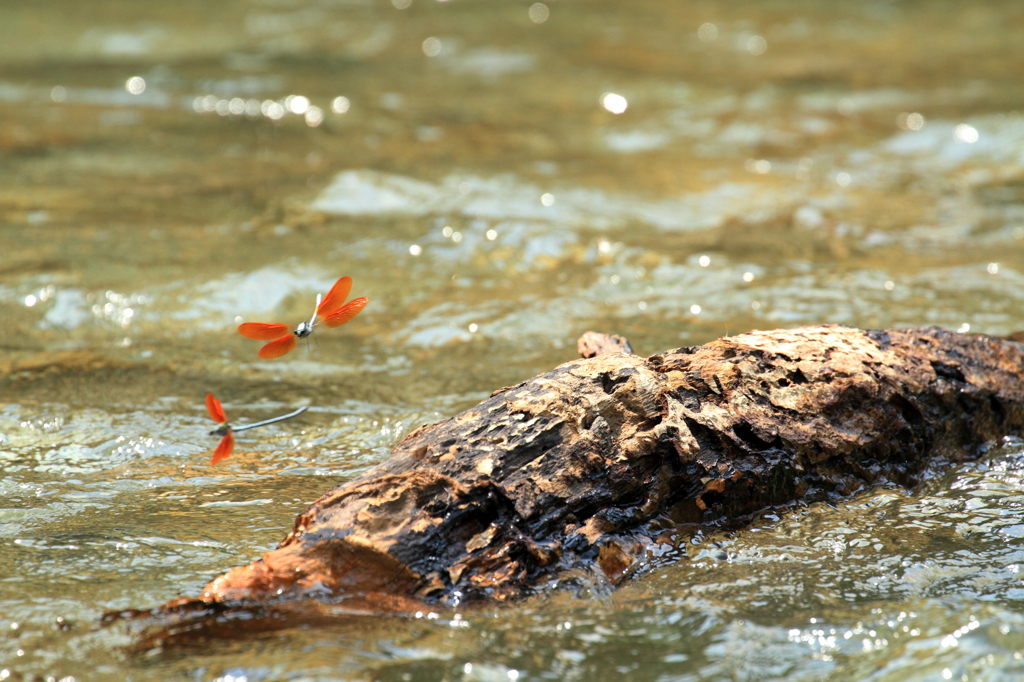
(152, 325), (1024, 623)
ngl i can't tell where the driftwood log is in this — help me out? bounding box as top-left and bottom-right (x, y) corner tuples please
(129, 325), (1024, 637)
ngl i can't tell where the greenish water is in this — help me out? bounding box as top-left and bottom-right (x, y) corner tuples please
(2, 0), (1024, 679)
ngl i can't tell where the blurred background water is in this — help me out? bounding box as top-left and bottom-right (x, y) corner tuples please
(2, 0), (1024, 679)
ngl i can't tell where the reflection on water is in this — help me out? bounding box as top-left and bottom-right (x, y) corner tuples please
(2, 0), (1024, 679)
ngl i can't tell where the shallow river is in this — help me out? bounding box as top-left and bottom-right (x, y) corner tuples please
(3, 0), (1024, 680)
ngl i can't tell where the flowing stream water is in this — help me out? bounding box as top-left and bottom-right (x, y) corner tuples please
(2, 0), (1024, 679)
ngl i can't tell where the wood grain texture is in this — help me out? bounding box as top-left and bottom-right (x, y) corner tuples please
(191, 325), (1024, 609)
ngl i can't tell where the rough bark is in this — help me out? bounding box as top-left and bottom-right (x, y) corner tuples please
(130, 325), (1024, 635)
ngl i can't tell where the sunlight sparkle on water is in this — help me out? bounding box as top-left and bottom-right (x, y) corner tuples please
(423, 37), (442, 57)
(954, 123), (979, 143)
(690, 304), (701, 315)
(409, 244), (422, 256)
(529, 3), (550, 23)
(331, 96), (350, 114)
(263, 100), (285, 120)
(541, 192), (555, 206)
(305, 106), (324, 127)
(897, 112), (926, 130)
(698, 23), (718, 42)
(601, 93), (628, 114)
(286, 95), (310, 115)
(125, 76), (145, 94)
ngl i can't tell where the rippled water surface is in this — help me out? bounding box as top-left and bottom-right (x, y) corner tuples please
(3, 0), (1024, 679)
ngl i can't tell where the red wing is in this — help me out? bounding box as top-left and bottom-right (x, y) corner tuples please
(322, 297), (368, 328)
(205, 393), (227, 424)
(259, 334), (298, 359)
(318, 276), (353, 317)
(210, 431), (234, 465)
(238, 322), (291, 340)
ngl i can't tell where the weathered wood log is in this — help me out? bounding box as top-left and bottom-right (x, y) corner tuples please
(130, 324), (1024, 637)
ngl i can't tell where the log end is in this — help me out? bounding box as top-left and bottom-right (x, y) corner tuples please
(200, 536), (424, 604)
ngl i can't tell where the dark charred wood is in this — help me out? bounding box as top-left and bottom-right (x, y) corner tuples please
(130, 325), (1024, 640)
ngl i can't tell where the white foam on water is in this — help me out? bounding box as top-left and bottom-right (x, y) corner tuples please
(311, 170), (800, 233)
(40, 289), (91, 330)
(604, 130), (672, 153)
(882, 115), (1024, 166)
(167, 265), (338, 326)
(443, 47), (536, 79)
